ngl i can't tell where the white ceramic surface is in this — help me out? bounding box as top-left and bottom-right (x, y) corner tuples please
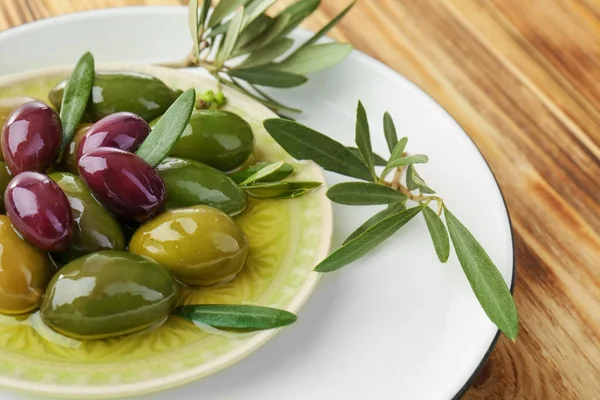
(0, 6), (514, 400)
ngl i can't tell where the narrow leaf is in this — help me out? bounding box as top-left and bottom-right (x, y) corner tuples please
(389, 137), (408, 162)
(277, 0), (321, 38)
(347, 147), (387, 166)
(229, 67), (307, 88)
(188, 0), (200, 58)
(383, 112), (398, 153)
(326, 182), (406, 206)
(59, 52), (95, 154)
(207, 0), (249, 28)
(244, 181), (321, 199)
(238, 37), (294, 68)
(216, 7), (244, 66)
(242, 0), (276, 29)
(230, 162), (294, 184)
(234, 14), (273, 50)
(199, 0), (211, 30)
(422, 206), (450, 262)
(174, 304), (297, 330)
(406, 164), (436, 194)
(355, 101), (375, 179)
(315, 205), (424, 273)
(273, 43), (353, 75)
(444, 207), (518, 340)
(344, 201), (406, 244)
(240, 13), (291, 54)
(136, 89), (196, 167)
(219, 77), (301, 113)
(263, 119), (373, 181)
(296, 1), (355, 51)
(239, 161), (284, 185)
(381, 153), (428, 179)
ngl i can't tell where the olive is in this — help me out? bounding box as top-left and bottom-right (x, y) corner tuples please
(0, 97), (38, 161)
(129, 205), (249, 286)
(48, 172), (126, 265)
(49, 71), (184, 122)
(164, 110), (255, 172)
(76, 112), (150, 162)
(0, 215), (52, 315)
(0, 162), (11, 213)
(58, 123), (92, 175)
(78, 147), (166, 222)
(157, 157), (247, 216)
(1, 101), (62, 175)
(4, 172), (74, 252)
(40, 250), (179, 340)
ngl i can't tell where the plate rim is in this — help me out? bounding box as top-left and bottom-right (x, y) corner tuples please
(0, 6), (516, 399)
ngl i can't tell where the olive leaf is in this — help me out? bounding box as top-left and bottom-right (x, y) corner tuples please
(228, 67), (307, 88)
(216, 7), (244, 67)
(383, 112), (398, 153)
(199, 0), (211, 30)
(230, 162), (294, 184)
(381, 154), (428, 180)
(326, 182), (406, 205)
(389, 137), (408, 164)
(355, 101), (376, 179)
(136, 89), (196, 167)
(243, 181), (322, 198)
(59, 52), (94, 155)
(188, 0), (200, 59)
(315, 205), (424, 273)
(444, 207), (518, 341)
(295, 0), (355, 51)
(422, 206), (450, 263)
(346, 147), (387, 166)
(241, 0), (277, 29)
(273, 43), (353, 75)
(263, 118), (374, 181)
(174, 304), (297, 330)
(238, 37), (294, 68)
(406, 164), (436, 194)
(235, 14), (273, 50)
(276, 0), (321, 38)
(207, 0), (250, 29)
(238, 161), (284, 185)
(240, 13), (292, 54)
(343, 201), (406, 244)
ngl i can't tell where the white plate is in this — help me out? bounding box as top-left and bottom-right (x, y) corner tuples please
(0, 6), (514, 400)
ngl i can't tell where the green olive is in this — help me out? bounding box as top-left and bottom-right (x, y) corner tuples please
(0, 215), (52, 315)
(157, 157), (247, 216)
(57, 124), (92, 175)
(48, 71), (183, 122)
(163, 110), (254, 172)
(48, 172), (126, 265)
(129, 205), (249, 286)
(40, 250), (179, 340)
(0, 161), (12, 213)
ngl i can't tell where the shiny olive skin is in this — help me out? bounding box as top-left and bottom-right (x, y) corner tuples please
(0, 97), (38, 162)
(166, 110), (255, 172)
(1, 101), (62, 175)
(129, 205), (249, 286)
(0, 215), (52, 315)
(4, 172), (73, 252)
(58, 124), (92, 175)
(49, 172), (126, 265)
(49, 71), (183, 122)
(0, 162), (11, 213)
(76, 112), (150, 162)
(78, 147), (166, 222)
(40, 250), (179, 340)
(157, 157), (247, 216)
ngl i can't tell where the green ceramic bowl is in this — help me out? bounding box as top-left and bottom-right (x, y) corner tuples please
(0, 64), (333, 399)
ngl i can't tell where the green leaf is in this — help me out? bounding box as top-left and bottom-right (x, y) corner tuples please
(444, 207), (518, 341)
(389, 137), (408, 162)
(188, 0), (200, 58)
(207, 0), (249, 28)
(272, 43), (353, 75)
(234, 14), (273, 50)
(136, 89), (196, 167)
(216, 7), (244, 66)
(199, 0), (211, 30)
(263, 118), (373, 181)
(240, 13), (291, 54)
(422, 206), (450, 263)
(59, 52), (95, 155)
(230, 162), (294, 184)
(174, 304), (297, 330)
(381, 153), (428, 179)
(242, 0), (277, 29)
(326, 182), (406, 205)
(219, 77), (301, 113)
(239, 161), (284, 185)
(315, 205), (424, 273)
(355, 101), (376, 179)
(228, 67), (307, 88)
(347, 147), (387, 166)
(406, 164), (436, 194)
(244, 181), (322, 199)
(238, 37), (294, 68)
(343, 201), (406, 245)
(277, 0), (321, 38)
(383, 112), (398, 153)
(296, 1), (355, 51)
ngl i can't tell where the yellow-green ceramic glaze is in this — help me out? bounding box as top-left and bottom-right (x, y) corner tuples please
(0, 65), (332, 399)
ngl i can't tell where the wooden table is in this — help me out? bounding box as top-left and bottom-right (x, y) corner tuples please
(1, 1), (599, 398)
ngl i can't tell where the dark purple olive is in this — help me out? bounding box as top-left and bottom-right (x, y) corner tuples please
(78, 147), (166, 222)
(1, 101), (62, 175)
(4, 171), (73, 252)
(76, 112), (150, 162)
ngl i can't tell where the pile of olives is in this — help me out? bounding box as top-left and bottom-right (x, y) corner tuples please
(0, 71), (259, 340)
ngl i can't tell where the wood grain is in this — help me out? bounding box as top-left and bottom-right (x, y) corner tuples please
(1, 0), (599, 399)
